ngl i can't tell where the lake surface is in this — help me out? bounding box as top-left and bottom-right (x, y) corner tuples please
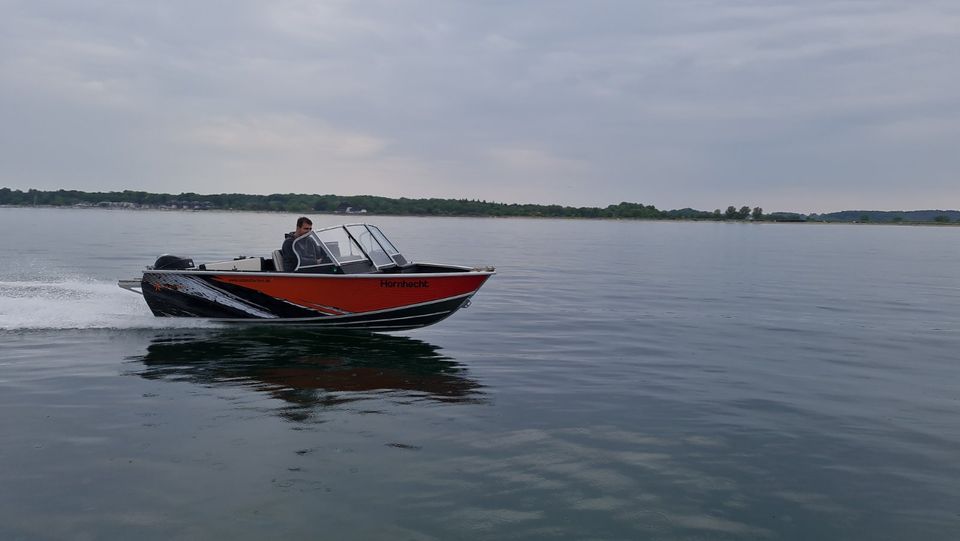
(1, 207), (958, 540)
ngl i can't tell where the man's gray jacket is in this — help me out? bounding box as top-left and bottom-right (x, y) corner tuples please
(280, 232), (323, 272)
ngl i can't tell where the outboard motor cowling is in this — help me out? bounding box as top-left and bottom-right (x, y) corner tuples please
(153, 254), (195, 270)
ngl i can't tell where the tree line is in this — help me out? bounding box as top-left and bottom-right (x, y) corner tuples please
(1, 187), (954, 223)
(0, 188), (780, 220)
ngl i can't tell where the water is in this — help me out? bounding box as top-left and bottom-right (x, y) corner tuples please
(1, 207), (958, 539)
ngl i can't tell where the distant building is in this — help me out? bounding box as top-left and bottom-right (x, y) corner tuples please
(335, 202), (367, 214)
(96, 201), (140, 209)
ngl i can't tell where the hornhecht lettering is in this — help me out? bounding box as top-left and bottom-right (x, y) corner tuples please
(379, 279), (429, 288)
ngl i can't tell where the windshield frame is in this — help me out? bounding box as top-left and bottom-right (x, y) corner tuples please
(290, 232), (336, 271)
(344, 224), (396, 269)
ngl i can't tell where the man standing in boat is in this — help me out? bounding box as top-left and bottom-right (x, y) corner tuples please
(281, 217), (325, 271)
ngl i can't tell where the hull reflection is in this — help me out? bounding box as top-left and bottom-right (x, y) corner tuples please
(131, 329), (485, 415)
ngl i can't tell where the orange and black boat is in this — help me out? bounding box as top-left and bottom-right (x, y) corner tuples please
(119, 223), (494, 331)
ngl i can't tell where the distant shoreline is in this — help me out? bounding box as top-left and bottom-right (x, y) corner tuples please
(3, 203), (958, 226)
(2, 188), (958, 224)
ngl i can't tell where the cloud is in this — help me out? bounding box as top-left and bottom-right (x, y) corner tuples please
(188, 114), (387, 157)
(487, 146), (589, 175)
(1, 0), (958, 210)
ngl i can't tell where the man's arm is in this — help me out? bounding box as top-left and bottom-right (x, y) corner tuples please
(281, 238), (298, 272)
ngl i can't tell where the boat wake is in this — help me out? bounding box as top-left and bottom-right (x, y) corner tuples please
(0, 279), (220, 331)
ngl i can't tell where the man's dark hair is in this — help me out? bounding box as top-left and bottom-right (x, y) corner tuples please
(296, 217), (312, 228)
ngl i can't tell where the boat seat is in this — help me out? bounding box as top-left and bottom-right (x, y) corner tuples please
(272, 250), (284, 272)
(325, 241), (341, 257)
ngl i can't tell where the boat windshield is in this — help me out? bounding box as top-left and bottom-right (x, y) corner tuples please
(290, 233), (334, 270)
(311, 224), (406, 269)
(368, 225), (400, 256)
(345, 224), (394, 267)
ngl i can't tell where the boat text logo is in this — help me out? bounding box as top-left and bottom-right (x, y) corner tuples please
(379, 279), (429, 288)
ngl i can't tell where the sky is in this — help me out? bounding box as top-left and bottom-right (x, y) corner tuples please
(1, 1), (958, 213)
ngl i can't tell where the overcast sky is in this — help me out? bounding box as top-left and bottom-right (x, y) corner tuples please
(1, 1), (958, 212)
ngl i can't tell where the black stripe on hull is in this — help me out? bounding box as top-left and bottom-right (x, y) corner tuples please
(142, 274), (320, 318)
(221, 295), (473, 331)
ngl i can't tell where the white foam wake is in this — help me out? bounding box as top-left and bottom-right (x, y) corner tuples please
(0, 279), (220, 330)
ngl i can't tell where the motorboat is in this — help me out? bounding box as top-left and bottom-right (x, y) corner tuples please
(118, 223), (494, 331)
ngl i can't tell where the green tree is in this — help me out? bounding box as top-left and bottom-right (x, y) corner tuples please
(724, 206), (738, 219)
(934, 215), (950, 223)
(752, 207), (763, 220)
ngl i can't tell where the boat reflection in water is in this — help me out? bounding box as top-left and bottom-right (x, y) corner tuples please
(131, 328), (485, 420)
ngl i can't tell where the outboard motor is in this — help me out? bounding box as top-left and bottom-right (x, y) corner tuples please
(152, 254), (195, 270)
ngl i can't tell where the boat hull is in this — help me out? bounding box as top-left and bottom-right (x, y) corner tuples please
(140, 270), (492, 330)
